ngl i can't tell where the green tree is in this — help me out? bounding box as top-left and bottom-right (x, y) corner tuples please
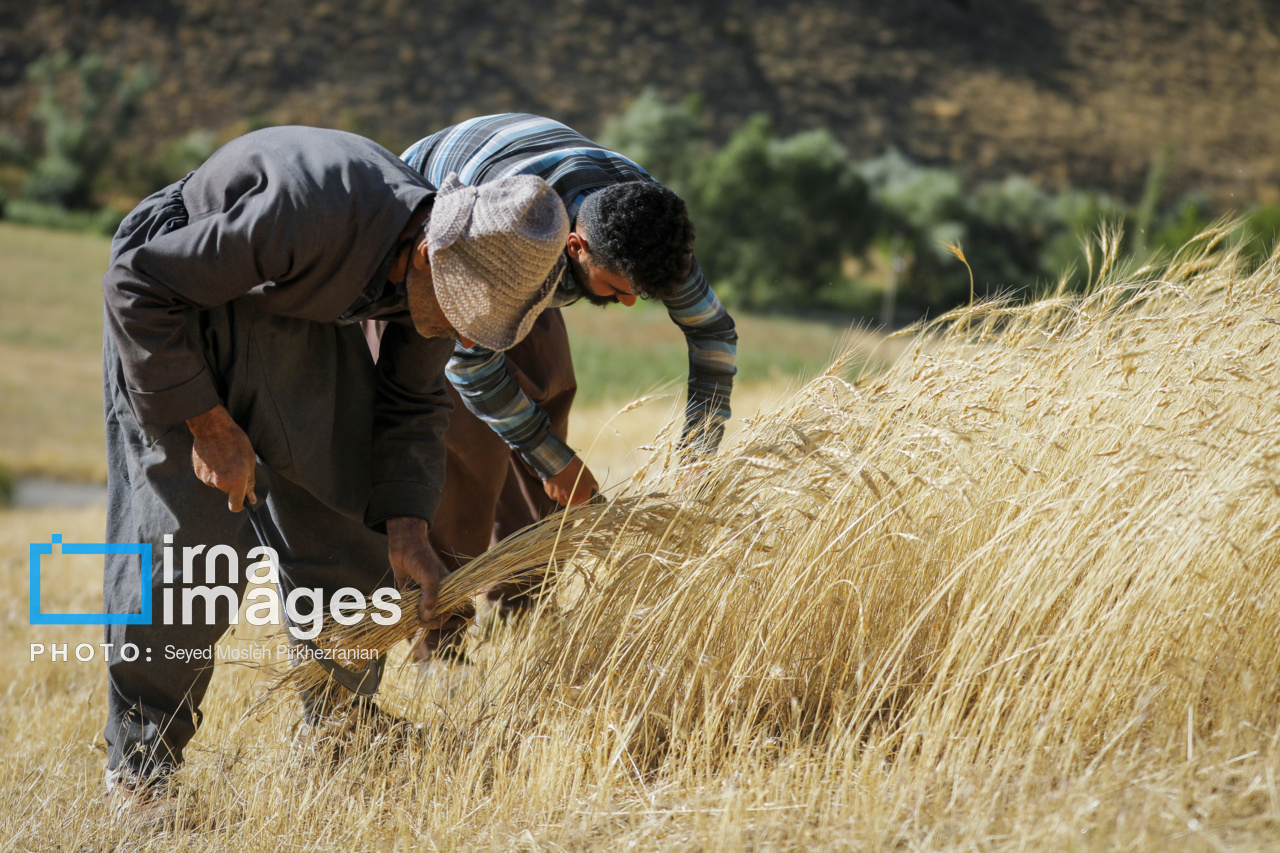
(23, 52), (154, 210)
(968, 177), (1126, 298)
(598, 89), (708, 191)
(1241, 204), (1280, 264)
(858, 149), (968, 309)
(602, 94), (875, 312)
(693, 116), (874, 309)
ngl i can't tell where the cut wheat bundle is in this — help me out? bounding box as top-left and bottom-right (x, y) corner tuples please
(266, 493), (686, 699)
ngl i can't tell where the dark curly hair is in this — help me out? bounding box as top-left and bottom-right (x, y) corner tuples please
(576, 181), (695, 300)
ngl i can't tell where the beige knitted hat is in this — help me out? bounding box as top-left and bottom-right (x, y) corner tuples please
(418, 172), (569, 351)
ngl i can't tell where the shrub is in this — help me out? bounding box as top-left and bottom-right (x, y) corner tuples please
(603, 95), (876, 313)
(22, 52), (154, 210)
(858, 149), (969, 310)
(690, 116), (873, 309)
(120, 129), (220, 196)
(971, 178), (1127, 297)
(597, 96), (1247, 322)
(1239, 204), (1280, 264)
(861, 153), (1128, 312)
(0, 132), (27, 167)
(1038, 187), (1129, 289)
(3, 198), (123, 236)
(598, 89), (708, 191)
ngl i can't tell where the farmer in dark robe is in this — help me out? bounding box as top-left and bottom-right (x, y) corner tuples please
(100, 125), (568, 822)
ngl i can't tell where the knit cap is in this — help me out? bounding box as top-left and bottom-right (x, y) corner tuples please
(417, 172), (569, 351)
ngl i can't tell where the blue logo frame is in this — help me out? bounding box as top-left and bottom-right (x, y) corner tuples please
(30, 535), (153, 626)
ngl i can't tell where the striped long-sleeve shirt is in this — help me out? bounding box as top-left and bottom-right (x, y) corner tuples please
(401, 113), (737, 479)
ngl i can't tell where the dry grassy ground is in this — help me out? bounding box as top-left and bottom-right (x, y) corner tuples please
(0, 224), (112, 481)
(5, 232), (1279, 850)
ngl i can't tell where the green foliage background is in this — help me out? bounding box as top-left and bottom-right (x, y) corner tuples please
(601, 91), (1280, 323)
(4, 65), (1279, 324)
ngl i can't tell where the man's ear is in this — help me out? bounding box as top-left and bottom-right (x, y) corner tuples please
(566, 230), (587, 261)
(412, 235), (431, 270)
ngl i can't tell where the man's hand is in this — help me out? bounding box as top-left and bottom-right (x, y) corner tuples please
(187, 405), (258, 512)
(675, 458), (712, 500)
(543, 455), (598, 506)
(386, 516), (449, 626)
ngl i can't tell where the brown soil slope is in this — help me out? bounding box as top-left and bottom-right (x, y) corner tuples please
(1, 0), (1277, 205)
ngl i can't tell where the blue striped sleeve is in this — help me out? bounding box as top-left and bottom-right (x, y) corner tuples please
(664, 256), (738, 455)
(445, 342), (577, 479)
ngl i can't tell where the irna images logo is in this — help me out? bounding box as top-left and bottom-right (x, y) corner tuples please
(28, 534), (401, 638)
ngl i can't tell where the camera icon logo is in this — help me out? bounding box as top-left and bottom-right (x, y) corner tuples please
(29, 535), (153, 626)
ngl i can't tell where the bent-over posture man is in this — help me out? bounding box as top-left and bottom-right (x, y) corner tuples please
(101, 125), (568, 822)
(398, 114), (738, 653)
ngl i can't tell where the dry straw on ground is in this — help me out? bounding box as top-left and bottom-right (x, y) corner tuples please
(7, 229), (1278, 850)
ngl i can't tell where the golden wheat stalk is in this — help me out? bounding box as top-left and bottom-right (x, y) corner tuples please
(946, 240), (975, 307)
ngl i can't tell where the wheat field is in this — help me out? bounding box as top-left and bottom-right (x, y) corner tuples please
(4, 232), (1279, 851)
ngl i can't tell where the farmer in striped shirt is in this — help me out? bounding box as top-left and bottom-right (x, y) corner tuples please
(397, 114), (738, 653)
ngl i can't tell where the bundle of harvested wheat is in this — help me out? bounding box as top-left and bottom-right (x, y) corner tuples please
(268, 494), (684, 698)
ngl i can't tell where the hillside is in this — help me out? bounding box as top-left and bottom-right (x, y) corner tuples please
(2, 0), (1279, 207)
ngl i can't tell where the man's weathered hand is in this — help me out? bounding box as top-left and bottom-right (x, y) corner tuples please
(187, 405), (258, 512)
(675, 458), (712, 500)
(387, 516), (449, 626)
(543, 455), (598, 506)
